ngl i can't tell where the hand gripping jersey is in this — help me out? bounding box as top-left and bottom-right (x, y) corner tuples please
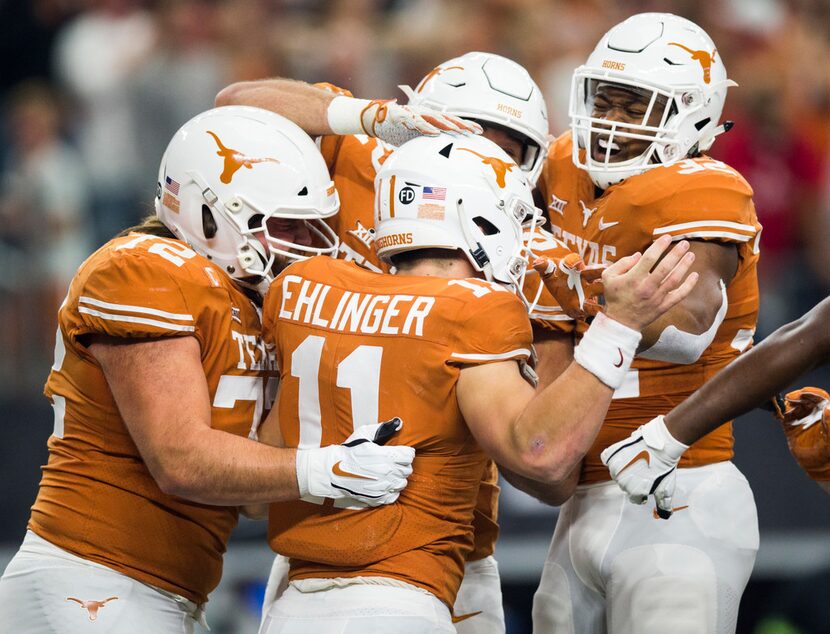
(261, 256), (533, 607)
(32, 233), (277, 604)
(539, 133), (761, 484)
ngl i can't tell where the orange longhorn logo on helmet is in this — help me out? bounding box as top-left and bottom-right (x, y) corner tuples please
(206, 131), (281, 184)
(415, 65), (465, 93)
(668, 43), (718, 84)
(457, 148), (517, 188)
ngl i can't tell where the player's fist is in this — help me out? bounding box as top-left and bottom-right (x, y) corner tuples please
(296, 418), (415, 506)
(779, 387), (830, 482)
(532, 251), (603, 320)
(600, 415), (689, 519)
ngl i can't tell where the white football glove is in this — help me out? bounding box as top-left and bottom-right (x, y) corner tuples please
(295, 418), (414, 507)
(600, 416), (689, 519)
(327, 95), (482, 147)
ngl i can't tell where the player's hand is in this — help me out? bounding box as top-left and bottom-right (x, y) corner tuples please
(602, 235), (698, 331)
(296, 418), (415, 506)
(779, 388), (830, 481)
(600, 415), (689, 519)
(360, 99), (482, 146)
(532, 252), (604, 320)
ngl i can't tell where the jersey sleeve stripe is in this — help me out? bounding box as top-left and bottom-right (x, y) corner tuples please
(79, 296), (194, 321)
(530, 313), (574, 322)
(657, 230), (753, 242)
(78, 307), (196, 332)
(653, 220), (756, 235)
(450, 348), (532, 361)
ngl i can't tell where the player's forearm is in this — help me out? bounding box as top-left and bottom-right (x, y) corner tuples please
(510, 363), (613, 482)
(216, 78), (335, 136)
(154, 427), (300, 505)
(499, 461), (580, 506)
(667, 313), (827, 445)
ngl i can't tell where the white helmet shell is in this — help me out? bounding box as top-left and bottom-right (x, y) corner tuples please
(569, 13), (736, 189)
(155, 106), (339, 295)
(374, 133), (539, 297)
(407, 52), (550, 185)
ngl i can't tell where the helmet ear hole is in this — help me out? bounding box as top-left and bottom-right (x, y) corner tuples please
(201, 205), (218, 239)
(473, 216), (500, 236)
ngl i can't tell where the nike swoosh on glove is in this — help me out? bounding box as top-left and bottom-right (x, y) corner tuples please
(360, 99), (482, 146)
(532, 251), (604, 320)
(600, 415), (689, 519)
(296, 418), (415, 507)
(779, 387), (830, 481)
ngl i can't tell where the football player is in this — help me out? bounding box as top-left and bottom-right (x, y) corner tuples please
(216, 52), (589, 633)
(0, 106), (415, 633)
(603, 295), (830, 510)
(257, 132), (697, 633)
(531, 13), (763, 634)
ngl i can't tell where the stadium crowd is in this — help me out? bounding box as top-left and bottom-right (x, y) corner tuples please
(2, 0), (830, 395)
(1, 1), (830, 633)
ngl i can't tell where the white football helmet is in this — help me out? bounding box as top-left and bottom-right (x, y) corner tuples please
(156, 105), (339, 295)
(569, 13), (737, 189)
(405, 52), (549, 185)
(374, 133), (540, 301)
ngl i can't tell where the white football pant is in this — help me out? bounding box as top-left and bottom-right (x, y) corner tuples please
(533, 461), (759, 634)
(259, 581), (455, 633)
(453, 555), (506, 633)
(260, 553), (505, 633)
(0, 531), (205, 634)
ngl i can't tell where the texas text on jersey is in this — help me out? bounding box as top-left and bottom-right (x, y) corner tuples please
(33, 233), (277, 604)
(539, 132), (762, 484)
(262, 256), (533, 608)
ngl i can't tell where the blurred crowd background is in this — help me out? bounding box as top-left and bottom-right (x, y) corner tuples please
(2, 0), (830, 632)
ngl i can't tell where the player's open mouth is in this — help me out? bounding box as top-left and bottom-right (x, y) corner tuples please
(592, 136), (622, 161)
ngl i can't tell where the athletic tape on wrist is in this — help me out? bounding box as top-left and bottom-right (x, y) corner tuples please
(326, 95), (373, 135)
(574, 312), (641, 389)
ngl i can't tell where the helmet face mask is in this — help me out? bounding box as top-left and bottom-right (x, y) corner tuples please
(155, 106), (339, 295)
(406, 52), (550, 185)
(374, 134), (542, 310)
(569, 13), (737, 189)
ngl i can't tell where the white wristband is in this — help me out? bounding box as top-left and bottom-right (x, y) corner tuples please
(326, 95), (373, 135)
(574, 312), (641, 389)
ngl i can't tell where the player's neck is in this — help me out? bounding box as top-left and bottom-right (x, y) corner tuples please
(395, 255), (477, 280)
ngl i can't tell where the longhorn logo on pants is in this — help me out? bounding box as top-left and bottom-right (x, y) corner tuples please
(66, 596), (119, 622)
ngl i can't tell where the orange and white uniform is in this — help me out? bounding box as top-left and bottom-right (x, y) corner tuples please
(532, 134), (761, 634)
(259, 256), (532, 631)
(0, 233), (276, 633)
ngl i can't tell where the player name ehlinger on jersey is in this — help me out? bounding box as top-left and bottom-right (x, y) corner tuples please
(277, 275), (435, 337)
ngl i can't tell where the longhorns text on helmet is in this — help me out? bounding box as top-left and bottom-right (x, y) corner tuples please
(374, 133), (543, 309)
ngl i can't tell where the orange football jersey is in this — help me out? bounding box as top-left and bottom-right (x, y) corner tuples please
(539, 133), (762, 484)
(261, 256), (533, 607)
(318, 132), (393, 273)
(317, 127), (573, 561)
(31, 233), (277, 604)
